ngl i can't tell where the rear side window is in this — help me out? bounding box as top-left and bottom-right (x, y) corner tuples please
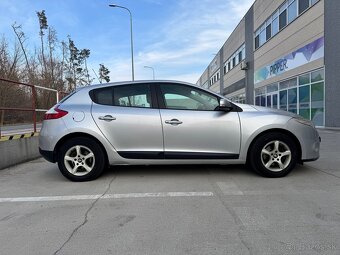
(90, 84), (152, 108)
(92, 87), (113, 106)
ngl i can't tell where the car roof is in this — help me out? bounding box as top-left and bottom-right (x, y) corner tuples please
(86, 80), (196, 88)
(76, 80), (224, 98)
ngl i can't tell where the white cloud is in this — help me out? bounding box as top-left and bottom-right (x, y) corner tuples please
(108, 0), (254, 83)
(0, 0), (254, 84)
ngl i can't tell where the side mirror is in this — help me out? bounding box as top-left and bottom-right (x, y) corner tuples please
(219, 99), (233, 112)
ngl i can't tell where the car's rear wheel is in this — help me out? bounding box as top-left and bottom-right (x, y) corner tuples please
(249, 132), (298, 177)
(57, 137), (106, 181)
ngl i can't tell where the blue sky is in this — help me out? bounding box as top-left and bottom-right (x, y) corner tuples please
(0, 0), (253, 83)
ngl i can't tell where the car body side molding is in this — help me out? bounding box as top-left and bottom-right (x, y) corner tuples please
(117, 151), (239, 160)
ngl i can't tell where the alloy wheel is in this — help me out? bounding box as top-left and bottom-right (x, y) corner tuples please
(64, 145), (95, 176)
(260, 140), (292, 172)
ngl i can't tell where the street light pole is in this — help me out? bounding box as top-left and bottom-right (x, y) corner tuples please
(109, 4), (135, 81)
(144, 66), (155, 80)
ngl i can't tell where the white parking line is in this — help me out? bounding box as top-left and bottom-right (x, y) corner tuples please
(0, 192), (214, 203)
(216, 181), (244, 195)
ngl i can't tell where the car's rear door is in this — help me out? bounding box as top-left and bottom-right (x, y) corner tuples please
(91, 83), (164, 159)
(157, 83), (241, 159)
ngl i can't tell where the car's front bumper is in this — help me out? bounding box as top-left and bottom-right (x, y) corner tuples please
(287, 119), (320, 161)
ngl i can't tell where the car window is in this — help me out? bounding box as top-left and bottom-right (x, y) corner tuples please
(92, 87), (113, 106)
(113, 84), (151, 108)
(90, 84), (152, 108)
(160, 84), (219, 111)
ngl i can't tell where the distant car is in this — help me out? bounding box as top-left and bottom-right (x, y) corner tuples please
(39, 81), (320, 181)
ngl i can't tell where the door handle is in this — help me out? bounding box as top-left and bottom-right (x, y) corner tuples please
(165, 119), (183, 125)
(98, 115), (116, 122)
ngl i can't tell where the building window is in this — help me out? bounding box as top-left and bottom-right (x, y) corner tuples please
(288, 0), (297, 23)
(299, 0), (310, 14)
(254, 0), (319, 50)
(279, 9), (287, 30)
(272, 16), (279, 36)
(255, 35), (260, 49)
(230, 93), (246, 104)
(238, 51), (243, 63)
(259, 29), (266, 46)
(266, 24), (272, 41)
(288, 88), (298, 113)
(299, 85), (310, 119)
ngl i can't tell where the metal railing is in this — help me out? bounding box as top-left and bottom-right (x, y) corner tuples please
(0, 78), (68, 137)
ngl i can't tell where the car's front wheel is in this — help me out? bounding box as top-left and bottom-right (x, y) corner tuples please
(249, 132), (298, 177)
(57, 137), (106, 181)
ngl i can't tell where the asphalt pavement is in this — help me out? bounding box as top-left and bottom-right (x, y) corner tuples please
(0, 130), (339, 255)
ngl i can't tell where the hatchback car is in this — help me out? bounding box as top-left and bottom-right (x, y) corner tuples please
(39, 81), (320, 181)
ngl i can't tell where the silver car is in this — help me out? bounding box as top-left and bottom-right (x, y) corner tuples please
(39, 81), (320, 181)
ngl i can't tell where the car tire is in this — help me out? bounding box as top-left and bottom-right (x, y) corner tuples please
(57, 137), (106, 182)
(249, 132), (298, 178)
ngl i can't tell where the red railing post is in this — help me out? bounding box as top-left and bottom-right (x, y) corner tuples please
(0, 78), (69, 136)
(31, 86), (37, 133)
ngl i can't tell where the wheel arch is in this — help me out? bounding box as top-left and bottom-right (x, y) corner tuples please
(246, 128), (302, 164)
(53, 132), (109, 167)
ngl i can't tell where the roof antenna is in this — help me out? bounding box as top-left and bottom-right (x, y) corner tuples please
(92, 69), (101, 84)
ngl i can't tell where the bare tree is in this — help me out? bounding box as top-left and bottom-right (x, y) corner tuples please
(36, 10), (48, 76)
(11, 23), (31, 78)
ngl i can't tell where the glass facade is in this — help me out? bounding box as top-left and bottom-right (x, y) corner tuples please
(255, 68), (325, 126)
(230, 93), (246, 104)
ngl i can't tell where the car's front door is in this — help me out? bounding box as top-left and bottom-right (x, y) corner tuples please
(157, 83), (241, 159)
(91, 83), (164, 159)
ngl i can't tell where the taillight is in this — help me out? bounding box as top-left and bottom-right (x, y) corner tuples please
(44, 107), (68, 120)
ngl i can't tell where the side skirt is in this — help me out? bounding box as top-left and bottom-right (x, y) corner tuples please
(117, 151), (239, 160)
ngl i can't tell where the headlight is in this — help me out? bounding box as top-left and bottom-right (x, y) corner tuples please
(293, 117), (315, 127)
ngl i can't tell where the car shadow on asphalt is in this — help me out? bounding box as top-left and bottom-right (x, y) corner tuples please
(101, 164), (256, 178)
(37, 159), (315, 183)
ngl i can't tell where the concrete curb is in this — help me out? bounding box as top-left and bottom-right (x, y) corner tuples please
(0, 136), (41, 170)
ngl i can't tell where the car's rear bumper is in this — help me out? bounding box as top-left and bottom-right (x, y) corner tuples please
(39, 148), (55, 163)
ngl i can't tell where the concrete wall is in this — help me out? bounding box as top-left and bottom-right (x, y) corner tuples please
(223, 19), (246, 90)
(0, 137), (40, 170)
(200, 69), (209, 86)
(209, 83), (220, 93)
(245, 6), (255, 104)
(222, 19), (245, 61)
(324, 0), (340, 127)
